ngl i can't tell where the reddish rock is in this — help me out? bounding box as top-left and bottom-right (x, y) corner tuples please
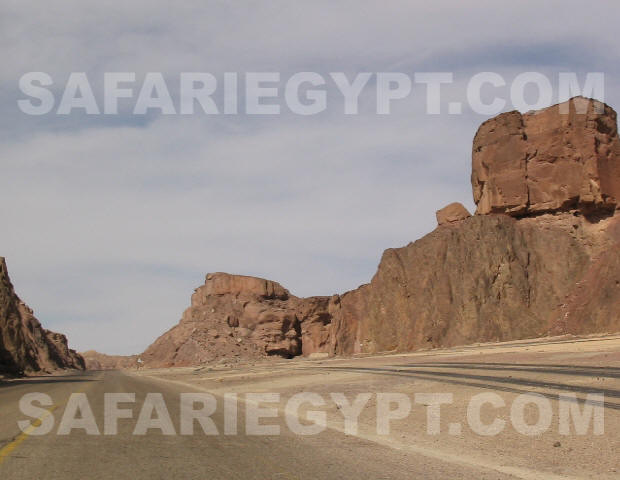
(472, 97), (620, 216)
(141, 273), (336, 368)
(330, 212), (620, 354)
(295, 295), (339, 356)
(436, 202), (471, 226)
(550, 213), (620, 336)
(0, 257), (84, 375)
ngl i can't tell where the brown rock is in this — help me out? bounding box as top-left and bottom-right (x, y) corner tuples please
(197, 272), (289, 299)
(0, 257), (84, 375)
(472, 97), (620, 216)
(330, 212), (620, 354)
(295, 295), (339, 356)
(436, 202), (471, 226)
(550, 213), (620, 335)
(140, 273), (337, 368)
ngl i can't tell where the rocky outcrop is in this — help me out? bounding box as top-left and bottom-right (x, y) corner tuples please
(0, 257), (84, 375)
(472, 97), (620, 216)
(143, 97), (620, 367)
(436, 202), (471, 226)
(141, 273), (337, 368)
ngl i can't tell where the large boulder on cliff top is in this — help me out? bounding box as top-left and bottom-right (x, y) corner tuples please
(472, 97), (620, 216)
(436, 202), (471, 226)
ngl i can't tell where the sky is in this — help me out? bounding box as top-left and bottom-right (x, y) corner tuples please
(1, 1), (619, 355)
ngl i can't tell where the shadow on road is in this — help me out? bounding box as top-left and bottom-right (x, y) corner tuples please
(324, 365), (620, 410)
(0, 375), (97, 389)
(390, 362), (620, 379)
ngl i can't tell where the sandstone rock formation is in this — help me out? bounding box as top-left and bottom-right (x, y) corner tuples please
(0, 257), (84, 375)
(141, 273), (338, 368)
(472, 97), (620, 216)
(142, 97), (620, 367)
(436, 202), (471, 226)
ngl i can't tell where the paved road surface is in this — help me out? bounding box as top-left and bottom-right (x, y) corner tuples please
(1, 335), (619, 479)
(0, 370), (514, 480)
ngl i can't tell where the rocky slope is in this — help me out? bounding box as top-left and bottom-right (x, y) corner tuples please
(141, 97), (620, 367)
(0, 257), (84, 374)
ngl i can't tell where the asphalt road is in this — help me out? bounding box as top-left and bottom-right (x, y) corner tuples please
(0, 370), (514, 480)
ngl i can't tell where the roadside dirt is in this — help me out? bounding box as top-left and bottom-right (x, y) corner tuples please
(136, 334), (620, 479)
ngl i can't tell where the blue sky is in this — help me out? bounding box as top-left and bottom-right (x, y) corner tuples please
(1, 1), (619, 354)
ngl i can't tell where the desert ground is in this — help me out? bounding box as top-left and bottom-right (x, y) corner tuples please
(1, 334), (619, 479)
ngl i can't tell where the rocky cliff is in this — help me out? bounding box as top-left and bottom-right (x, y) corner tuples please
(330, 211), (619, 354)
(141, 97), (620, 367)
(0, 257), (84, 374)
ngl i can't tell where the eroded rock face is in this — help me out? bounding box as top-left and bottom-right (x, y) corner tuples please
(141, 273), (337, 368)
(549, 213), (620, 336)
(331, 212), (620, 354)
(436, 202), (471, 226)
(295, 295), (340, 356)
(472, 97), (620, 216)
(0, 257), (84, 375)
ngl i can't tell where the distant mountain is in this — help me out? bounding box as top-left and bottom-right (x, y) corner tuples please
(80, 350), (138, 370)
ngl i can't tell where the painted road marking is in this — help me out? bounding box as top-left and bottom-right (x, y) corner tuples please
(0, 373), (100, 465)
(0, 404), (58, 464)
